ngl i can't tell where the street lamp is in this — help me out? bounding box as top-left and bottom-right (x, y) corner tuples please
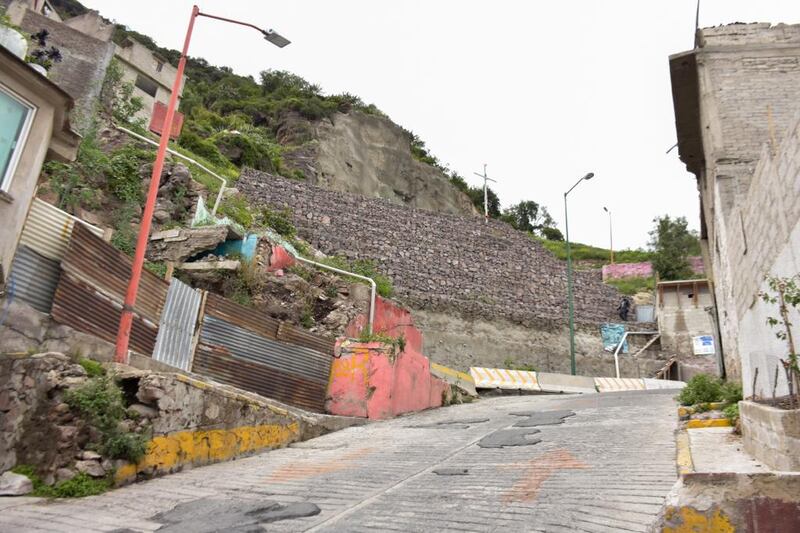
(114, 5), (290, 363)
(603, 206), (614, 264)
(564, 172), (594, 375)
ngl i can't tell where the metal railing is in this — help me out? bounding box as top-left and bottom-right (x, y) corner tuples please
(613, 331), (660, 378)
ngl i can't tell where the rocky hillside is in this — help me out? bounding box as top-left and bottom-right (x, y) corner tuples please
(280, 112), (476, 215)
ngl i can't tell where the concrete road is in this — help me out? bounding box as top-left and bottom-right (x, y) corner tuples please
(0, 390), (679, 532)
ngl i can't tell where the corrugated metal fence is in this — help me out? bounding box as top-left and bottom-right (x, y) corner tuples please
(9, 198), (103, 312)
(47, 223), (334, 413)
(194, 293), (333, 412)
(152, 279), (202, 371)
(52, 223), (167, 355)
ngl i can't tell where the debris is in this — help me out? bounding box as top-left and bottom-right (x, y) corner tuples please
(147, 226), (230, 263)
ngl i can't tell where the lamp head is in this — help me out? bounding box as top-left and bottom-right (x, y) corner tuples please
(263, 29), (291, 48)
(603, 206), (608, 213)
(583, 172), (595, 180)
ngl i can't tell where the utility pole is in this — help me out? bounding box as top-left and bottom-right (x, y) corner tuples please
(603, 206), (614, 264)
(473, 164), (497, 224)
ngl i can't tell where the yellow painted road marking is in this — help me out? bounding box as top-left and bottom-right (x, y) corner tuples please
(685, 419), (732, 429)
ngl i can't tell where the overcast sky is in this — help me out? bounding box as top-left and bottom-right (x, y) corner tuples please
(83, 0), (799, 250)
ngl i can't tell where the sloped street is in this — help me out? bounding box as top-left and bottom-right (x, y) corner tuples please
(0, 390), (679, 532)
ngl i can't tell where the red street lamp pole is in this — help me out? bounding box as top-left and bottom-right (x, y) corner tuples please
(114, 5), (289, 363)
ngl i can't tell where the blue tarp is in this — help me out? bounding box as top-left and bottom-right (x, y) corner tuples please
(601, 323), (628, 353)
(207, 234), (259, 261)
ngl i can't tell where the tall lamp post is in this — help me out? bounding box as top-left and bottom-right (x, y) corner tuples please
(603, 206), (614, 264)
(114, 5), (290, 363)
(565, 172), (595, 375)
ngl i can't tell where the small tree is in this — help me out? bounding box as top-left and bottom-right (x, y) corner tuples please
(500, 200), (556, 236)
(648, 215), (700, 280)
(759, 275), (800, 407)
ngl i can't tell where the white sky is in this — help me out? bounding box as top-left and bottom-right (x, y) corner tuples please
(83, 0), (800, 249)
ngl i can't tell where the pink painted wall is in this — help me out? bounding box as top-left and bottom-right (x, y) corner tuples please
(602, 256), (704, 280)
(328, 296), (447, 420)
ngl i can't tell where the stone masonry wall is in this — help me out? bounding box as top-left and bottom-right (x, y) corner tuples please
(238, 169), (622, 329)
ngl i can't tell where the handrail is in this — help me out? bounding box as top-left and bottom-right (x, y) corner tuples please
(294, 256), (376, 335)
(112, 123), (227, 215)
(613, 331), (660, 378)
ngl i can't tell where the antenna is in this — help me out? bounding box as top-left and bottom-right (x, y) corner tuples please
(473, 164), (497, 224)
(694, 0), (701, 48)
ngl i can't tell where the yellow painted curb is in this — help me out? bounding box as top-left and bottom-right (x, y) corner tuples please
(115, 422), (300, 484)
(686, 419), (732, 429)
(431, 363), (475, 385)
(675, 431), (694, 476)
(677, 402), (726, 417)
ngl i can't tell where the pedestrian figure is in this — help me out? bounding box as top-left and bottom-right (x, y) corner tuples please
(617, 297), (630, 321)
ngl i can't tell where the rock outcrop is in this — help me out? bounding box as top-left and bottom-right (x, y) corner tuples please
(280, 111), (477, 216)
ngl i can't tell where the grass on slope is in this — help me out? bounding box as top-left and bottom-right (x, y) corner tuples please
(534, 237), (654, 264)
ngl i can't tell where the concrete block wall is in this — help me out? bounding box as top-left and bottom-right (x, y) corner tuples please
(17, 9), (115, 130)
(678, 23), (800, 383)
(238, 170), (622, 329)
(740, 400), (800, 471)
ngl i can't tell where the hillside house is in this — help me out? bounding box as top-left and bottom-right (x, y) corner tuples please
(669, 23), (800, 398)
(0, 43), (79, 287)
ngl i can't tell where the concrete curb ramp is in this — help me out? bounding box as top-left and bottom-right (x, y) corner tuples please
(469, 367), (540, 392)
(468, 367), (686, 394)
(430, 363), (477, 396)
(537, 372), (597, 394)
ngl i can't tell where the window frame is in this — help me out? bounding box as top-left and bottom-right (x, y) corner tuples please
(0, 83), (37, 193)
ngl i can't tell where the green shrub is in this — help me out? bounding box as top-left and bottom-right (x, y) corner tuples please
(210, 130), (282, 172)
(676, 374), (723, 406)
(178, 130), (230, 168)
(319, 256), (393, 298)
(721, 381), (743, 404)
(108, 145), (150, 203)
(78, 358), (105, 378)
(110, 205), (137, 256)
(64, 375), (149, 463)
(259, 208), (296, 238)
(723, 403), (740, 424)
(605, 276), (655, 296)
(218, 193), (253, 228)
(11, 466), (110, 499)
(144, 261), (168, 278)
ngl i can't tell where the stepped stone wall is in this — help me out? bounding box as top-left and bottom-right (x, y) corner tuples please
(239, 170), (621, 329)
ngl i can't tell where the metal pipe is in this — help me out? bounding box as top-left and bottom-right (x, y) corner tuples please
(613, 331), (660, 378)
(294, 256), (376, 334)
(112, 123), (227, 216)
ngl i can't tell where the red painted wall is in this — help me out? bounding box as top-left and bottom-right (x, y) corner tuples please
(328, 297), (447, 419)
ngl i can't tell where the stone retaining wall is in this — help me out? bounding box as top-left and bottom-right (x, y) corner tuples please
(238, 170), (621, 327)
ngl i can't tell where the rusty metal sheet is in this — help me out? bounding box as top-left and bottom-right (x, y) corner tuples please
(19, 198), (103, 261)
(276, 322), (335, 356)
(152, 279), (201, 371)
(199, 316), (330, 384)
(194, 315), (331, 412)
(52, 274), (157, 355)
(203, 292), (280, 340)
(62, 223), (168, 322)
(8, 245), (61, 313)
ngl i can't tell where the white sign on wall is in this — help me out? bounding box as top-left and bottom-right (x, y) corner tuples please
(693, 335), (715, 355)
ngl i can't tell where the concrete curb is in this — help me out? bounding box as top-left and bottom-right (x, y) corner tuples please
(431, 363), (477, 396)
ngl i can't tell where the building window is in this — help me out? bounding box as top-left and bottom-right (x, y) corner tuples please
(0, 87), (35, 192)
(134, 74), (159, 98)
(155, 61), (164, 73)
